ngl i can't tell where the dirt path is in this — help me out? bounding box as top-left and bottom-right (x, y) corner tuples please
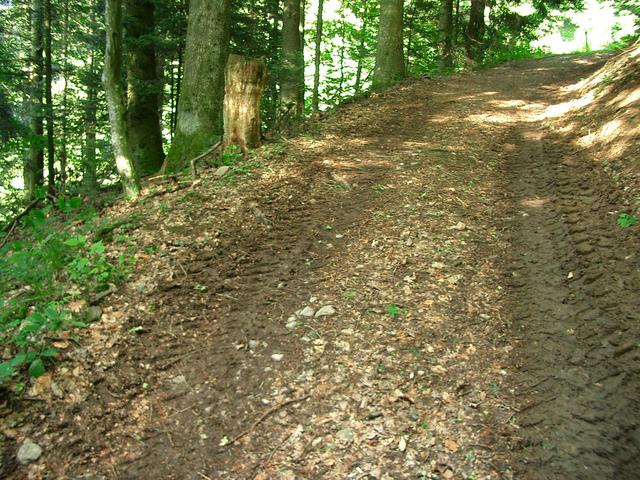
(3, 54), (640, 480)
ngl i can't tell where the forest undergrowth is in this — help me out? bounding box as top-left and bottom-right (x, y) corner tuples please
(0, 44), (639, 479)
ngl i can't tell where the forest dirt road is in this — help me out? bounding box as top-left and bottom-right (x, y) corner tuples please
(4, 54), (640, 480)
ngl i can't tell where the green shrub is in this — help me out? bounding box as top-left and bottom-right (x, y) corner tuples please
(0, 198), (132, 384)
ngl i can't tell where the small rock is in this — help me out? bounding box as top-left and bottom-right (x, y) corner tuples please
(170, 375), (186, 385)
(248, 340), (259, 350)
(271, 353), (284, 361)
(84, 306), (102, 323)
(296, 306), (315, 318)
(398, 435), (407, 452)
(314, 305), (336, 318)
(576, 243), (594, 255)
(309, 296), (319, 303)
(17, 438), (42, 464)
(214, 166), (231, 177)
(51, 382), (64, 399)
(286, 320), (297, 330)
(447, 274), (462, 285)
(450, 221), (466, 230)
(335, 428), (354, 442)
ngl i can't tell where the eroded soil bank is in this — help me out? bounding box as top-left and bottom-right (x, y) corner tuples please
(2, 52), (639, 480)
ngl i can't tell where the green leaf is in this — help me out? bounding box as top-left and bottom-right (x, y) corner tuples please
(617, 213), (638, 229)
(28, 358), (45, 378)
(90, 241), (106, 255)
(40, 347), (58, 358)
(64, 235), (87, 247)
(0, 362), (15, 381)
(68, 197), (82, 209)
(387, 303), (402, 319)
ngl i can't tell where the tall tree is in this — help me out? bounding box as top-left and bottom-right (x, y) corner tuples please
(24, 0), (45, 200)
(354, 0), (373, 94)
(59, 0), (69, 188)
(373, 0), (406, 89)
(163, 0), (231, 173)
(465, 0), (485, 61)
(44, 0), (54, 194)
(438, 0), (454, 70)
(104, 0), (140, 199)
(280, 0), (304, 116)
(311, 0), (324, 113)
(125, 0), (165, 176)
(83, 50), (99, 191)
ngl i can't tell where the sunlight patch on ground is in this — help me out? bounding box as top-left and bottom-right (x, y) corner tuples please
(466, 113), (517, 124)
(492, 99), (527, 108)
(521, 197), (549, 208)
(543, 90), (595, 118)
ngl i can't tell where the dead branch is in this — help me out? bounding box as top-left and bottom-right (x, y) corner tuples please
(2, 198), (43, 233)
(89, 285), (117, 305)
(190, 140), (223, 180)
(225, 393), (311, 447)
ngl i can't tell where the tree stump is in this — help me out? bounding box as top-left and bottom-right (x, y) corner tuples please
(223, 54), (268, 157)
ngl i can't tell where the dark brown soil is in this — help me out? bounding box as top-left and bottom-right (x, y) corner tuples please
(2, 52), (640, 480)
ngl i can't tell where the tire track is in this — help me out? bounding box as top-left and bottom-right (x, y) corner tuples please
(506, 125), (640, 479)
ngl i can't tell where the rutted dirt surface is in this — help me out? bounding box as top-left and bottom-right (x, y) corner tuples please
(2, 53), (640, 479)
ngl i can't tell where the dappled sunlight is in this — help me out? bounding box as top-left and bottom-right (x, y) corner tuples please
(521, 196), (549, 208)
(607, 86), (640, 110)
(492, 99), (527, 108)
(543, 90), (595, 118)
(467, 112), (519, 124)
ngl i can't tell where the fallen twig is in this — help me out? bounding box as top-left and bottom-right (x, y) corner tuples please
(191, 140), (223, 180)
(89, 285), (116, 305)
(249, 428), (296, 479)
(225, 393), (311, 447)
(1, 198), (43, 234)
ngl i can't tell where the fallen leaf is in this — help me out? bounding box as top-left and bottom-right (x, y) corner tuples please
(444, 439), (459, 452)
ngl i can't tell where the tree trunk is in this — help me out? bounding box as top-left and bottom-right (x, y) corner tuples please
(311, 0), (323, 113)
(280, 0), (304, 116)
(438, 0), (454, 71)
(162, 0), (231, 173)
(453, 0), (461, 45)
(405, 0), (418, 71)
(465, 0), (485, 62)
(104, 0), (140, 199)
(223, 55), (268, 156)
(125, 0), (165, 176)
(373, 0), (405, 90)
(59, 0), (69, 188)
(24, 0), (44, 200)
(44, 0), (55, 195)
(265, 0), (281, 124)
(83, 51), (98, 191)
(354, 0), (370, 94)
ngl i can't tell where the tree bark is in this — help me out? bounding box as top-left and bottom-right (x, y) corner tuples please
(354, 0), (370, 95)
(44, 0), (54, 194)
(373, 0), (406, 90)
(83, 51), (98, 191)
(311, 0), (323, 113)
(104, 0), (140, 199)
(280, 0), (304, 116)
(162, 0), (231, 173)
(24, 0), (44, 200)
(465, 0), (485, 62)
(223, 55), (268, 156)
(125, 0), (165, 176)
(59, 0), (69, 188)
(438, 0), (454, 71)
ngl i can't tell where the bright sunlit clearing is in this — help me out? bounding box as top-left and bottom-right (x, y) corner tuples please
(533, 0), (637, 54)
